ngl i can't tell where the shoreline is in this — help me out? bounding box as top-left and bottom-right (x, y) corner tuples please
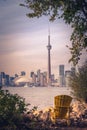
(21, 100), (87, 129)
(0, 89), (87, 129)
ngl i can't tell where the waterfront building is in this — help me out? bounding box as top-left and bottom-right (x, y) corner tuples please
(0, 74), (2, 87)
(58, 75), (65, 87)
(51, 74), (55, 82)
(65, 70), (71, 87)
(5, 74), (10, 86)
(0, 72), (6, 86)
(59, 65), (64, 76)
(15, 74), (18, 78)
(32, 73), (37, 86)
(9, 77), (15, 86)
(2, 78), (5, 86)
(37, 69), (41, 85)
(30, 70), (48, 87)
(59, 65), (65, 87)
(21, 71), (26, 76)
(30, 72), (34, 78)
(43, 72), (47, 86)
(40, 73), (44, 86)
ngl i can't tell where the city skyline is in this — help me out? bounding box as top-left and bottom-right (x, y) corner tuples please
(0, 0), (86, 78)
(0, 65), (76, 87)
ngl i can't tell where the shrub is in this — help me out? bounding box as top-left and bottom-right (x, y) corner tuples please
(0, 90), (28, 128)
(69, 60), (87, 103)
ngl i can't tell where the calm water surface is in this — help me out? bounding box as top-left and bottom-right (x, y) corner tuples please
(2, 87), (71, 110)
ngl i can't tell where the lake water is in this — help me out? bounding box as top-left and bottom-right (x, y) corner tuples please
(2, 87), (71, 110)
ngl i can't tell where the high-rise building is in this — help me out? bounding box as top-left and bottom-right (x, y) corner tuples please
(0, 73), (2, 87)
(59, 65), (64, 76)
(5, 74), (9, 86)
(43, 72), (47, 86)
(32, 73), (36, 86)
(59, 65), (65, 87)
(37, 69), (41, 85)
(21, 71), (26, 76)
(65, 70), (71, 87)
(40, 73), (44, 86)
(30, 72), (34, 78)
(1, 72), (5, 78)
(0, 72), (5, 86)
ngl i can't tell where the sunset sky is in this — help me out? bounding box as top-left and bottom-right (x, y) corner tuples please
(0, 0), (85, 78)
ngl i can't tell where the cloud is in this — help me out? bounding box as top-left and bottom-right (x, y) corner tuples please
(0, 0), (74, 76)
(0, 0), (28, 35)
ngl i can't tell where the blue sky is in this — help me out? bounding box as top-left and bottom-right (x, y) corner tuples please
(0, 0), (85, 78)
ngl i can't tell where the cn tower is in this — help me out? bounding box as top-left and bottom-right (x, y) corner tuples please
(47, 29), (52, 85)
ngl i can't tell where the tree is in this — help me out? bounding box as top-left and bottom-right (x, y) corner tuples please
(69, 60), (87, 103)
(20, 0), (87, 65)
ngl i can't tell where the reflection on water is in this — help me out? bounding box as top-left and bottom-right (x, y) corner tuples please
(2, 87), (71, 110)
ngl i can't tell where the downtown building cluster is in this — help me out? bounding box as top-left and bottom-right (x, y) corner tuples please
(30, 69), (56, 87)
(0, 72), (14, 87)
(0, 65), (76, 87)
(58, 65), (76, 87)
(0, 71), (27, 87)
(0, 70), (56, 87)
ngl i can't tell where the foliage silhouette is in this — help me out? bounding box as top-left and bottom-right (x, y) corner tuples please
(69, 60), (87, 103)
(21, 0), (87, 65)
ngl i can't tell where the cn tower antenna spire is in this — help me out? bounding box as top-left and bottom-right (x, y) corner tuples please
(47, 23), (52, 86)
(48, 24), (50, 45)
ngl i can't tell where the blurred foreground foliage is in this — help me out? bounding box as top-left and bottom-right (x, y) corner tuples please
(0, 90), (32, 130)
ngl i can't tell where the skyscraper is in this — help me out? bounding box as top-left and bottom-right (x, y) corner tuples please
(59, 65), (64, 76)
(59, 65), (65, 87)
(47, 29), (52, 85)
